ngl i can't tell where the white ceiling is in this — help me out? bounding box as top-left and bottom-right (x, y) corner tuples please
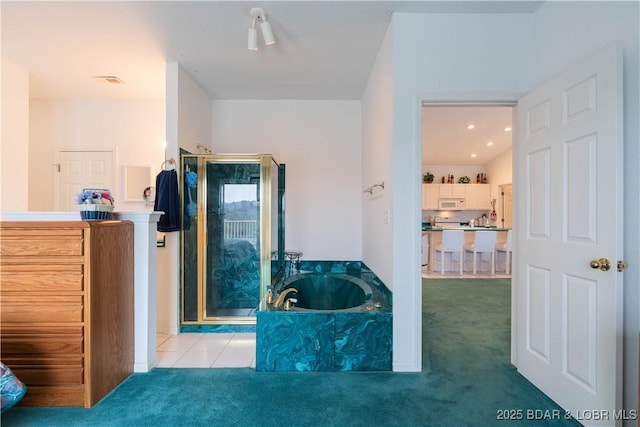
(2, 0), (543, 100)
(423, 105), (513, 166)
(2, 1), (535, 162)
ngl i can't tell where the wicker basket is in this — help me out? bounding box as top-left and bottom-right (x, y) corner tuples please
(78, 204), (114, 221)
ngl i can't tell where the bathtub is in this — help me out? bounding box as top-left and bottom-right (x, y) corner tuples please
(277, 273), (373, 311)
(256, 262), (392, 372)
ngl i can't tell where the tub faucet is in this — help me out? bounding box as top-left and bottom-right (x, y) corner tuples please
(274, 288), (298, 309)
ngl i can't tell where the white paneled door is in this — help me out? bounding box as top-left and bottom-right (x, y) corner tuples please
(57, 150), (114, 210)
(515, 43), (623, 426)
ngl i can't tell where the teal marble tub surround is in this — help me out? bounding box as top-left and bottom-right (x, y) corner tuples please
(256, 261), (392, 372)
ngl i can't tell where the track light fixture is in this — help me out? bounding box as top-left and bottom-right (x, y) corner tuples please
(248, 7), (276, 51)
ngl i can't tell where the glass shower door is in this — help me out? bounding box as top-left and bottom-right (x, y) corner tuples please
(204, 161), (261, 320)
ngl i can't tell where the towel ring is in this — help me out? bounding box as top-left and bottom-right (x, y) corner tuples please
(161, 158), (176, 170)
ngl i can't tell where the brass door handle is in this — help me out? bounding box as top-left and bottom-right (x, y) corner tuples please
(590, 258), (612, 271)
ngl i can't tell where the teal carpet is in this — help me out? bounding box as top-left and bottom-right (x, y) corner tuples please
(2, 279), (579, 426)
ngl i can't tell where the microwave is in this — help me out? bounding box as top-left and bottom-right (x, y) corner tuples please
(438, 199), (466, 210)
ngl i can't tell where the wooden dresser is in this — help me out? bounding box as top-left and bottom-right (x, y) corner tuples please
(0, 221), (134, 408)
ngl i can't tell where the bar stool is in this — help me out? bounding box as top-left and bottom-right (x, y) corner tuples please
(495, 230), (513, 275)
(464, 230), (497, 275)
(433, 230), (464, 275)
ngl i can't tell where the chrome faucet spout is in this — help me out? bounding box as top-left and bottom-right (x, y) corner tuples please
(274, 288), (297, 308)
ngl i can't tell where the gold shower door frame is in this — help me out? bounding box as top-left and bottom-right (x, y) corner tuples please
(181, 153), (278, 325)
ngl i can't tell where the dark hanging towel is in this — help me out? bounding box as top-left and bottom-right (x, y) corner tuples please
(154, 169), (181, 232)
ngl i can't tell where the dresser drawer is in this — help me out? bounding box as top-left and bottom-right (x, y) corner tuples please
(6, 365), (84, 386)
(1, 264), (84, 293)
(17, 385), (85, 407)
(1, 238), (84, 257)
(1, 327), (84, 355)
(0, 228), (84, 239)
(1, 295), (83, 323)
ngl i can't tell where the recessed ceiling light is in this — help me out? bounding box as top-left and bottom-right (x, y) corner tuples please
(471, 153), (477, 158)
(487, 141), (494, 146)
(467, 124), (475, 130)
(503, 126), (512, 132)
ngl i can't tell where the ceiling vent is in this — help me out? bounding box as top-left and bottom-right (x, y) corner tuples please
(93, 75), (124, 84)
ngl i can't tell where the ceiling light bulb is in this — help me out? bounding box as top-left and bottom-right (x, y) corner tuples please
(261, 21), (276, 45)
(467, 124), (475, 130)
(248, 27), (258, 51)
(487, 141), (494, 146)
(471, 153), (477, 158)
(504, 126), (512, 132)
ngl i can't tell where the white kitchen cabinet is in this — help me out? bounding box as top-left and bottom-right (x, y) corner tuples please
(465, 184), (491, 209)
(422, 184), (439, 210)
(425, 183), (491, 210)
(439, 184), (466, 198)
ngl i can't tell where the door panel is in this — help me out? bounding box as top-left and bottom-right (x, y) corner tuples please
(565, 134), (596, 243)
(564, 274), (596, 392)
(527, 266), (550, 361)
(527, 148), (550, 238)
(58, 151), (113, 210)
(515, 43), (623, 425)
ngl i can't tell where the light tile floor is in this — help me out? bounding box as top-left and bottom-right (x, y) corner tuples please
(156, 332), (256, 368)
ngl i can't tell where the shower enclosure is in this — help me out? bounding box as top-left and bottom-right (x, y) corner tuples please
(181, 153), (285, 325)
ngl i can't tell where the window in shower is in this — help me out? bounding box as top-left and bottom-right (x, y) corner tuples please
(222, 184), (258, 248)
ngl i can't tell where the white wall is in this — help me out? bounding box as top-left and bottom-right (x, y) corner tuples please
(159, 63), (213, 335)
(1, 59), (29, 212)
(211, 100), (362, 261)
(532, 1), (640, 419)
(173, 64), (212, 155)
(362, 23), (394, 288)
(390, 12), (534, 372)
(28, 99), (165, 211)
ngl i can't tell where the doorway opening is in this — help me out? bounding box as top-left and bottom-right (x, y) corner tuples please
(419, 101), (517, 396)
(421, 104), (514, 279)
